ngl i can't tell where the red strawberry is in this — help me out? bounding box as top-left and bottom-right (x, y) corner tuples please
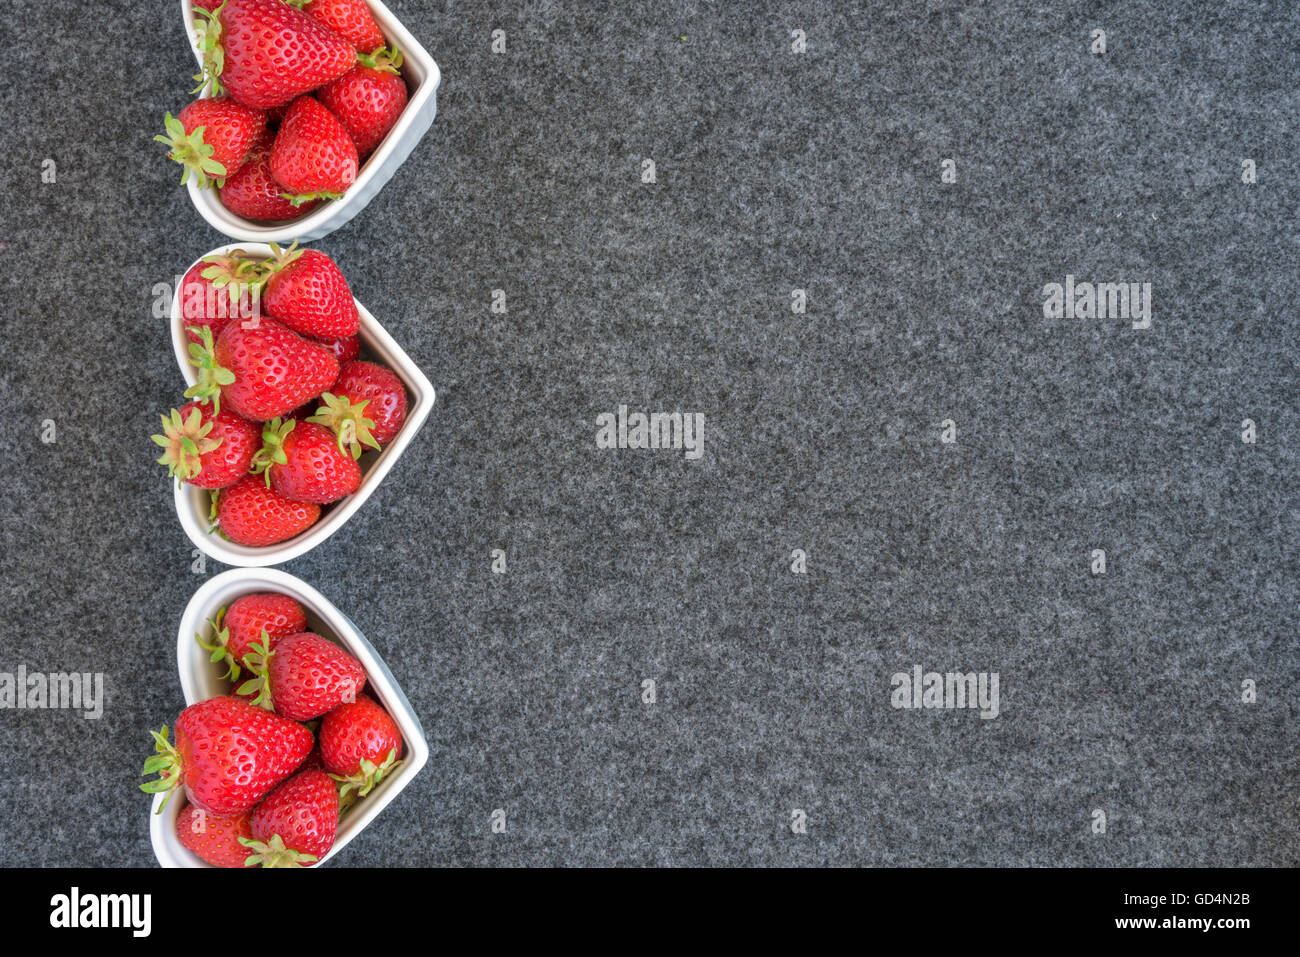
(252, 418), (363, 504)
(196, 592), (307, 680)
(178, 251), (268, 345)
(260, 631), (367, 721)
(262, 244), (359, 338)
(157, 97), (266, 188)
(243, 769), (339, 867)
(187, 317), (339, 422)
(270, 97), (359, 205)
(192, 0), (223, 10)
(317, 48), (408, 158)
(213, 475), (321, 546)
(322, 360), (407, 445)
(320, 695), (403, 798)
(219, 130), (319, 222)
(195, 0), (356, 110)
(176, 804), (254, 868)
(152, 401), (259, 488)
(308, 334), (360, 363)
(141, 696), (313, 813)
(301, 0), (385, 53)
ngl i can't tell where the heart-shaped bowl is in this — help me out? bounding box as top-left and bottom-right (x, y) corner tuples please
(178, 0), (441, 243)
(169, 242), (435, 567)
(150, 567), (428, 867)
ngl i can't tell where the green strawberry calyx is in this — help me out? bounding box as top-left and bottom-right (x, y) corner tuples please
(183, 325), (236, 415)
(307, 393), (381, 459)
(155, 112), (228, 189)
(207, 487), (222, 532)
(197, 252), (271, 314)
(261, 240), (305, 279)
(281, 190), (345, 207)
(152, 406), (222, 483)
(192, 3), (229, 96)
(140, 726), (183, 812)
(250, 418), (296, 486)
(357, 47), (405, 74)
(330, 748), (403, 801)
(235, 633), (276, 711)
(194, 605), (241, 682)
(240, 834), (318, 868)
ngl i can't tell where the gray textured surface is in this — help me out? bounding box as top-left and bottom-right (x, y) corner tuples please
(0, 0), (1296, 866)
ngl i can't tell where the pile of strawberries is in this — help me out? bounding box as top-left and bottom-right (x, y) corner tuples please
(143, 591), (404, 867)
(152, 244), (408, 547)
(158, 0), (409, 221)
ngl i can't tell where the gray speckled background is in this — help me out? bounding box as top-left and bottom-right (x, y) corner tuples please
(0, 0), (1296, 866)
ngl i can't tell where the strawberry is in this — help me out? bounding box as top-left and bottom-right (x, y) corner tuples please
(262, 244), (359, 338)
(270, 97), (359, 205)
(152, 401), (259, 488)
(176, 804), (254, 868)
(141, 696), (312, 813)
(298, 0), (385, 53)
(317, 48), (407, 158)
(157, 97), (266, 188)
(195, 0), (356, 111)
(196, 592), (307, 681)
(320, 695), (403, 799)
(250, 631), (367, 721)
(212, 475), (321, 546)
(219, 130), (320, 222)
(243, 769), (339, 867)
(187, 317), (339, 422)
(318, 360), (407, 445)
(251, 418), (363, 504)
(192, 0), (224, 10)
(308, 334), (360, 363)
(178, 251), (268, 345)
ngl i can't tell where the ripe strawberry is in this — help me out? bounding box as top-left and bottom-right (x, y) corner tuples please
(212, 475), (321, 546)
(176, 804), (254, 868)
(270, 97), (359, 205)
(192, 0), (223, 10)
(255, 631), (367, 721)
(219, 130), (320, 222)
(187, 317), (338, 422)
(252, 419), (363, 504)
(195, 0), (356, 110)
(320, 360), (407, 445)
(308, 334), (360, 363)
(141, 696), (312, 813)
(299, 0), (385, 53)
(152, 401), (259, 488)
(262, 244), (359, 337)
(317, 49), (408, 158)
(196, 592), (307, 681)
(178, 251), (268, 345)
(243, 769), (339, 867)
(320, 696), (403, 799)
(157, 97), (266, 188)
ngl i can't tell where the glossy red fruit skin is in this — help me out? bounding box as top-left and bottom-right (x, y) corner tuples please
(264, 249), (360, 338)
(224, 592), (307, 662)
(214, 317), (339, 422)
(320, 696), (403, 777)
(179, 258), (262, 345)
(270, 632), (367, 721)
(217, 475), (321, 546)
(302, 0), (385, 53)
(192, 0), (223, 10)
(308, 334), (361, 363)
(176, 96), (266, 178)
(176, 804), (254, 868)
(175, 696), (313, 813)
(250, 769), (339, 864)
(179, 401), (260, 489)
(269, 97), (359, 198)
(214, 0), (356, 110)
(268, 421), (363, 504)
(332, 360), (407, 444)
(318, 64), (408, 158)
(219, 130), (319, 222)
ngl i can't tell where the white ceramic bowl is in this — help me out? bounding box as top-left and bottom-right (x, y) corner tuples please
(150, 567), (429, 867)
(179, 0), (441, 242)
(170, 242), (435, 567)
